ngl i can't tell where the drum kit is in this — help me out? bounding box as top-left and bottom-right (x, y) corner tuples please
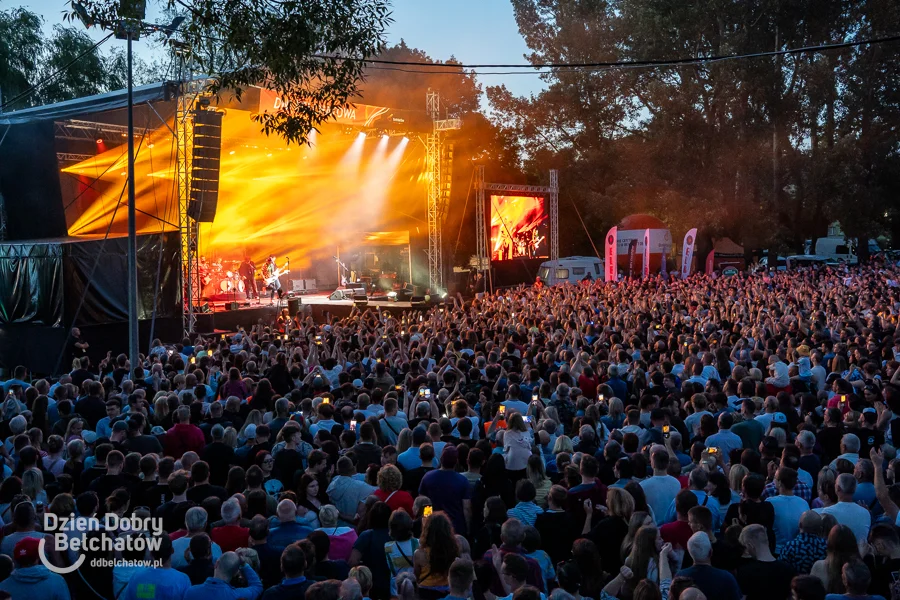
(201, 259), (248, 297)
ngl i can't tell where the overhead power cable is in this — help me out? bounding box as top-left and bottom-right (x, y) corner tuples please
(312, 33), (900, 74)
(1, 32), (114, 111)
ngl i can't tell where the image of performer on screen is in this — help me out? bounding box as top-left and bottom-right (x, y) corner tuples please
(240, 256), (258, 300)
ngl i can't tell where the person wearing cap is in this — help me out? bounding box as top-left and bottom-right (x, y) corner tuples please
(418, 445), (472, 536)
(0, 537), (70, 600)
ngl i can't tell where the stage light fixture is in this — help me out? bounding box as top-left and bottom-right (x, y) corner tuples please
(402, 136), (409, 142)
(358, 132), (366, 139)
(96, 139), (103, 144)
(229, 150), (235, 155)
(148, 143), (154, 148)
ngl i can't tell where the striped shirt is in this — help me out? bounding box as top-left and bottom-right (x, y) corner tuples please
(508, 501), (543, 527)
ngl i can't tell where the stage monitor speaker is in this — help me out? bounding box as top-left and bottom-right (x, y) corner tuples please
(410, 295), (426, 307)
(354, 298), (369, 308)
(329, 289), (352, 301)
(225, 301), (240, 311)
(188, 110), (223, 222)
(287, 298), (301, 316)
(346, 282), (366, 291)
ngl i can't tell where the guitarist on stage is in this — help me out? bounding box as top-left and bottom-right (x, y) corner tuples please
(263, 255), (289, 303)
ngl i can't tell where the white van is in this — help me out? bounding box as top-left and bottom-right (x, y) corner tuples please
(814, 236), (881, 263)
(537, 256), (604, 285)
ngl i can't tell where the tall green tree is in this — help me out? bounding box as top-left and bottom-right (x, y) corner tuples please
(69, 0), (391, 145)
(0, 7), (43, 109)
(490, 0), (900, 253)
(39, 25), (127, 105)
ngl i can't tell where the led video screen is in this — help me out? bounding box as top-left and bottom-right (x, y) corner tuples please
(490, 195), (549, 261)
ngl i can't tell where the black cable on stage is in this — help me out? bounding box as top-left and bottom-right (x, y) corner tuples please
(1, 33), (115, 111)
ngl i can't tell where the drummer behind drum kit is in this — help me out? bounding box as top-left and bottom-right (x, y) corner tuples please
(219, 269), (246, 293)
(202, 259), (250, 298)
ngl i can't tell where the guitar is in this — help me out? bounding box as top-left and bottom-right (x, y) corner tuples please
(264, 258), (290, 286)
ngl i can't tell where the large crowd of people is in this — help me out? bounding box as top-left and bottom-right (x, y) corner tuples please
(0, 258), (899, 600)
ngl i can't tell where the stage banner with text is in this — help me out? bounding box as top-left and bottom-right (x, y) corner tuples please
(605, 227), (618, 283)
(681, 228), (697, 279)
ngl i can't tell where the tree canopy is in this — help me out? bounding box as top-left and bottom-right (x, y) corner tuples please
(488, 0), (900, 252)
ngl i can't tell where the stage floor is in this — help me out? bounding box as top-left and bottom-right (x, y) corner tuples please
(194, 292), (417, 334)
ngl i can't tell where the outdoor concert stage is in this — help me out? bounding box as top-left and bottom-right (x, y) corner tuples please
(196, 293), (417, 334)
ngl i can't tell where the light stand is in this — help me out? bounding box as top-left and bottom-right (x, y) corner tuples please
(125, 27), (138, 378)
(72, 2), (184, 375)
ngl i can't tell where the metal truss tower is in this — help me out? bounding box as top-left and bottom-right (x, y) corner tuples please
(425, 89), (461, 293)
(474, 166), (488, 272)
(176, 66), (202, 336)
(425, 90), (441, 293)
(550, 169), (559, 263)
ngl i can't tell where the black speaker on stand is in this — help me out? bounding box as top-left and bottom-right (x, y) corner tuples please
(188, 109), (223, 222)
(288, 297), (301, 316)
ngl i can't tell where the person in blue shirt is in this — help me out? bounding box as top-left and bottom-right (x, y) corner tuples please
(606, 365), (628, 401)
(183, 549), (263, 600)
(122, 536), (192, 600)
(663, 468), (721, 529)
(2, 365), (30, 395)
(269, 500), (314, 550)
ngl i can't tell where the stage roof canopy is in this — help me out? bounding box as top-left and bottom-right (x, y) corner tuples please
(0, 82), (170, 126)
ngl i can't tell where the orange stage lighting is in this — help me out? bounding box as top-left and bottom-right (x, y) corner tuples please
(61, 108), (427, 274)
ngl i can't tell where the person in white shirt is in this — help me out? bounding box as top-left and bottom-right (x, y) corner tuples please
(829, 434), (861, 469)
(765, 467), (810, 553)
(809, 352), (828, 393)
(640, 447), (681, 525)
(818, 473), (871, 552)
(754, 397), (779, 430)
(683, 394), (713, 437)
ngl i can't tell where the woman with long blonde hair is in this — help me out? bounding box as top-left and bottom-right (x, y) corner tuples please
(22, 469), (48, 506)
(625, 524), (661, 591)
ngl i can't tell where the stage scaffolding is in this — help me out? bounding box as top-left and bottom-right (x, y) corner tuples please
(175, 67), (207, 336)
(426, 89), (460, 293)
(474, 168), (560, 283)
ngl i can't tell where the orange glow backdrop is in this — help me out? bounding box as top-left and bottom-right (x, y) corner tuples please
(60, 107), (427, 279)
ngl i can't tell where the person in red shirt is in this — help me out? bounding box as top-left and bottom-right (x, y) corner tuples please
(578, 366), (600, 399)
(660, 489), (699, 553)
(373, 464), (414, 515)
(210, 497), (249, 552)
(165, 406), (206, 458)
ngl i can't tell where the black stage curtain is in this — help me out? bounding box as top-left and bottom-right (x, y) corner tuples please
(0, 122), (68, 240)
(0, 242), (64, 326)
(63, 232), (181, 327)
